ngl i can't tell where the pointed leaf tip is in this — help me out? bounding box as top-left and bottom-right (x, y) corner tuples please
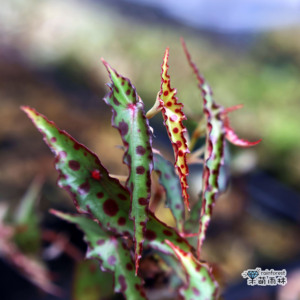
(158, 48), (190, 209)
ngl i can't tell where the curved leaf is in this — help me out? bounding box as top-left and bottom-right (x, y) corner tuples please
(158, 48), (190, 209)
(153, 153), (185, 232)
(22, 106), (132, 237)
(102, 60), (153, 271)
(52, 211), (147, 300)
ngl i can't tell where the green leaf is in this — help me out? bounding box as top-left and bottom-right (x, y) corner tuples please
(167, 241), (218, 300)
(72, 259), (114, 300)
(13, 176), (43, 255)
(52, 210), (147, 300)
(153, 153), (185, 232)
(102, 60), (153, 271)
(22, 107), (193, 264)
(22, 106), (132, 237)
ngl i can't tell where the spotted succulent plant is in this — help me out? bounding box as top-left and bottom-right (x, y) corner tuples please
(22, 39), (260, 300)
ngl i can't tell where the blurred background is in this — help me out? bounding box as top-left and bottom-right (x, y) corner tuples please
(0, 0), (300, 299)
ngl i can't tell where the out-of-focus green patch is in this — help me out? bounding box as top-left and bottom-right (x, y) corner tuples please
(73, 259), (114, 300)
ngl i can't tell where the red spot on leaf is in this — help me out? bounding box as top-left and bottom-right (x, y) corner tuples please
(91, 169), (101, 180)
(136, 145), (146, 155)
(118, 217), (126, 226)
(176, 141), (182, 147)
(136, 166), (145, 175)
(68, 160), (80, 171)
(119, 121), (128, 136)
(163, 90), (169, 96)
(103, 199), (119, 216)
(173, 127), (179, 133)
(96, 192), (104, 198)
(144, 229), (156, 241)
(113, 97), (120, 106)
(163, 230), (172, 236)
(126, 263), (133, 271)
(138, 198), (148, 205)
(50, 137), (57, 143)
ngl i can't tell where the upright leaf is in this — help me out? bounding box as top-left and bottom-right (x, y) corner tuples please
(52, 211), (147, 300)
(181, 39), (225, 257)
(166, 241), (218, 300)
(102, 60), (153, 271)
(181, 38), (261, 257)
(158, 48), (190, 209)
(153, 153), (185, 232)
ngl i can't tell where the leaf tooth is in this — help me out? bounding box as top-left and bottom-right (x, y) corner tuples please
(223, 106), (262, 147)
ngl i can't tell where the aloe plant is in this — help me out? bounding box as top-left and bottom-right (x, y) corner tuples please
(22, 39), (260, 299)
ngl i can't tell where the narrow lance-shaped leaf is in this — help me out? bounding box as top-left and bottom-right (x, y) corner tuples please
(102, 60), (153, 272)
(158, 48), (190, 209)
(181, 38), (261, 257)
(153, 153), (185, 232)
(22, 107), (193, 264)
(181, 39), (226, 257)
(166, 241), (218, 300)
(22, 106), (132, 237)
(52, 211), (147, 300)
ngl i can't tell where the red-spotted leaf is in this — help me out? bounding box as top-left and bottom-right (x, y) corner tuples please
(158, 48), (190, 209)
(181, 38), (261, 257)
(22, 107), (192, 269)
(153, 153), (185, 232)
(181, 39), (226, 257)
(73, 259), (114, 300)
(145, 212), (192, 256)
(166, 241), (218, 300)
(102, 60), (153, 272)
(22, 106), (132, 236)
(52, 211), (147, 300)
